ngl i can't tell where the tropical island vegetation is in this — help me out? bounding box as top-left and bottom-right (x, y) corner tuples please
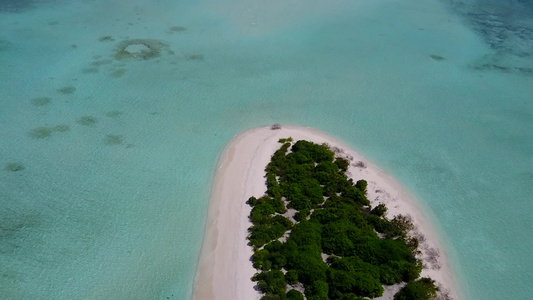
(246, 138), (439, 300)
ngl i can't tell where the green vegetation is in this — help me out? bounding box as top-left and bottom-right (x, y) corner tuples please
(248, 139), (437, 300)
(394, 278), (439, 300)
(286, 289), (304, 300)
(278, 137), (293, 143)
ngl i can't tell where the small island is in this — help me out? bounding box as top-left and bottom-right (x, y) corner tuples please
(247, 138), (440, 300)
(193, 126), (459, 300)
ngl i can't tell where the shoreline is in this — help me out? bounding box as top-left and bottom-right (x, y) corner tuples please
(193, 125), (462, 300)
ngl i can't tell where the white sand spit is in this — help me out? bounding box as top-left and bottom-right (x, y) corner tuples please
(193, 125), (461, 300)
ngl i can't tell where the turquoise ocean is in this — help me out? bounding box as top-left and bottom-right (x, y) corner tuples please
(1, 0), (532, 299)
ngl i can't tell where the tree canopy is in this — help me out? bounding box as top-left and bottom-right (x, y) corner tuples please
(247, 139), (436, 300)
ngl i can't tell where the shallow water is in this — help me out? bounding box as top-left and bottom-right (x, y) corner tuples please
(1, 0), (532, 299)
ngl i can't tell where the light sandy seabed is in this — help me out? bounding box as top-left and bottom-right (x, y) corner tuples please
(193, 125), (462, 300)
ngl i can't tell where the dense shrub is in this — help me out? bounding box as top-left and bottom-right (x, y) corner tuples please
(355, 180), (368, 194)
(293, 208), (309, 222)
(394, 278), (439, 300)
(327, 256), (383, 298)
(370, 203), (388, 217)
(305, 280), (329, 300)
(334, 158), (350, 172)
(286, 289), (304, 300)
(285, 270), (298, 285)
(248, 215), (293, 248)
(249, 139), (429, 300)
(253, 270), (286, 297)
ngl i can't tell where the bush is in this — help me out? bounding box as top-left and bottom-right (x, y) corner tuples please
(305, 280), (329, 300)
(247, 196), (258, 206)
(389, 215), (415, 239)
(286, 248), (327, 284)
(327, 256), (384, 298)
(278, 137), (293, 143)
(334, 158), (350, 172)
(286, 289), (304, 300)
(294, 209), (310, 222)
(254, 270), (287, 296)
(394, 278), (438, 300)
(355, 180), (368, 194)
(288, 221), (322, 247)
(261, 294), (281, 300)
(252, 248), (270, 270)
(291, 140), (334, 163)
(248, 215), (293, 248)
(370, 204), (387, 217)
(285, 270), (298, 285)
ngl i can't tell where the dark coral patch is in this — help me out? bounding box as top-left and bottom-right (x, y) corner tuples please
(186, 54), (204, 61)
(31, 97), (51, 106)
(99, 35), (115, 42)
(4, 162), (25, 172)
(57, 86), (76, 95)
(29, 125), (69, 139)
(77, 116), (97, 126)
(30, 127), (53, 138)
(430, 54), (445, 61)
(105, 134), (123, 146)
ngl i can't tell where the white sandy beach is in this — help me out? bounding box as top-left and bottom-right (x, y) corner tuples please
(193, 125), (461, 300)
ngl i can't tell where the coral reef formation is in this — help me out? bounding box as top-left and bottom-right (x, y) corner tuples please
(114, 39), (168, 61)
